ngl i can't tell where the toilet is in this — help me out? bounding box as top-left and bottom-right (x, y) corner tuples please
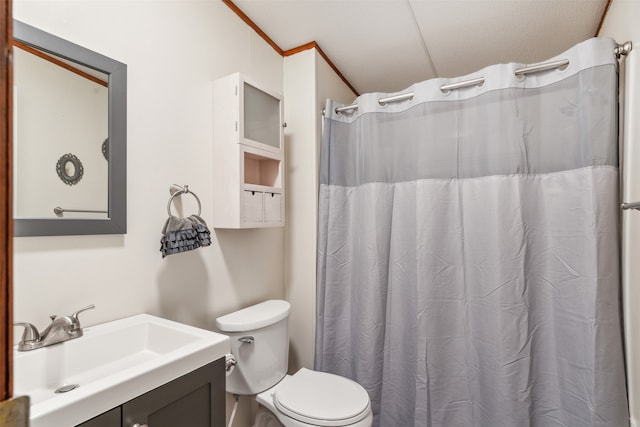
(215, 300), (373, 427)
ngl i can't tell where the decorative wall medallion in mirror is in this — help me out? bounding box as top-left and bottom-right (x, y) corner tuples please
(56, 153), (84, 186)
(13, 20), (127, 236)
(102, 138), (109, 161)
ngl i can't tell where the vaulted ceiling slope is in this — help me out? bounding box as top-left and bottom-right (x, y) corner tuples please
(233, 0), (610, 95)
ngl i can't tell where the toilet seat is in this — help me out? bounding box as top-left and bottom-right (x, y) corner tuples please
(272, 368), (371, 427)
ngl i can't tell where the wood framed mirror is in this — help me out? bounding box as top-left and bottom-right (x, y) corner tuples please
(12, 20), (126, 237)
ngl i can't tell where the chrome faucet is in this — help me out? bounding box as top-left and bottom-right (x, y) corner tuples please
(14, 304), (95, 351)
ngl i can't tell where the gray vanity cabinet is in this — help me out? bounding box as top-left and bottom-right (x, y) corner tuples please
(77, 358), (225, 427)
(77, 408), (121, 427)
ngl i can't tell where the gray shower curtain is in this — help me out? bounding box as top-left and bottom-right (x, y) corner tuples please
(316, 38), (629, 427)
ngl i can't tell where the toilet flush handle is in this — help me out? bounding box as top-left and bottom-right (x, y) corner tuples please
(238, 336), (254, 344)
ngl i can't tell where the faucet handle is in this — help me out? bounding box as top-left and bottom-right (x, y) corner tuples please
(70, 304), (95, 330)
(14, 322), (40, 343)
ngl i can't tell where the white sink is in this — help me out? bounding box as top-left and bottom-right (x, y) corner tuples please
(13, 313), (230, 427)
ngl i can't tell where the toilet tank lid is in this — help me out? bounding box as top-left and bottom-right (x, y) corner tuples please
(215, 300), (291, 332)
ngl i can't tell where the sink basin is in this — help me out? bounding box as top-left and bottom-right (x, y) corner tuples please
(13, 313), (230, 427)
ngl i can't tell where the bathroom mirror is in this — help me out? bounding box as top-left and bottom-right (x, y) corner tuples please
(13, 20), (127, 236)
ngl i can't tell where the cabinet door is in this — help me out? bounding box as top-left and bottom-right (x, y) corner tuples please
(243, 191), (263, 222)
(122, 359), (225, 427)
(264, 193), (282, 222)
(76, 407), (121, 427)
(243, 81), (282, 151)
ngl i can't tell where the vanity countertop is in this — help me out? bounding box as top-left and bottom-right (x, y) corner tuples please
(13, 313), (230, 427)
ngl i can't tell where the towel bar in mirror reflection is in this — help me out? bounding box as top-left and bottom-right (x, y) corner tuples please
(621, 201), (640, 210)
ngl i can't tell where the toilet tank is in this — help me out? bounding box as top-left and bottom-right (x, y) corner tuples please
(215, 300), (290, 395)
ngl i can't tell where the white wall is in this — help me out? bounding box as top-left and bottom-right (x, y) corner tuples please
(12, 2), (285, 426)
(283, 49), (318, 372)
(599, 2), (640, 425)
(283, 49), (355, 372)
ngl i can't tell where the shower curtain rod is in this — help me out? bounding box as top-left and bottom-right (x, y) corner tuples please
(327, 41), (633, 116)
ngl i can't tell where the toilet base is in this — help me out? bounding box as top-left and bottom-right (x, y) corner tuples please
(253, 406), (285, 427)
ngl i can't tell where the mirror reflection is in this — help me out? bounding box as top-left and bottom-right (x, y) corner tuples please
(13, 43), (109, 219)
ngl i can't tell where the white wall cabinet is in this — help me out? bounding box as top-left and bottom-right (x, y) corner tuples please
(213, 73), (285, 228)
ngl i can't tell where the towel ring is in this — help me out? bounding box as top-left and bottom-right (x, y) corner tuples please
(167, 184), (201, 216)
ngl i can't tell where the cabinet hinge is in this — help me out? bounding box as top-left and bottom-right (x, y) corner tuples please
(235, 85), (238, 96)
(235, 121), (238, 132)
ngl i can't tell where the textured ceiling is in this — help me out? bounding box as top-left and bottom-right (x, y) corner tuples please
(233, 0), (609, 95)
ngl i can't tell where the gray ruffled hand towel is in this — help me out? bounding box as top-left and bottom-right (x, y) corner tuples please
(160, 214), (212, 258)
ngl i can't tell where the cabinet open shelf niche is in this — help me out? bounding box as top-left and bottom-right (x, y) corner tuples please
(244, 151), (281, 188)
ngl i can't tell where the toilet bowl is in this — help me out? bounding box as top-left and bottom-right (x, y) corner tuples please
(215, 300), (373, 427)
(253, 407), (283, 427)
(256, 369), (372, 427)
